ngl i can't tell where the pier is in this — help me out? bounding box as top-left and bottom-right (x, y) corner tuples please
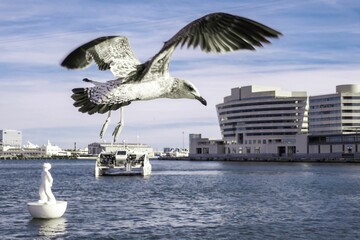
(160, 153), (360, 163)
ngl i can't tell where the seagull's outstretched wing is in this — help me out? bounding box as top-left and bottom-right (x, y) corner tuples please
(61, 36), (141, 78)
(130, 12), (282, 81)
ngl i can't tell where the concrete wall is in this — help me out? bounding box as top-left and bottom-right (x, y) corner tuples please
(308, 143), (359, 154)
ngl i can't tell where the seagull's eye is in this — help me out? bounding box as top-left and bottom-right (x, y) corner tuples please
(187, 85), (194, 91)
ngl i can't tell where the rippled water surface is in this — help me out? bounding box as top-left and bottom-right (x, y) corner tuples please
(1, 160), (360, 239)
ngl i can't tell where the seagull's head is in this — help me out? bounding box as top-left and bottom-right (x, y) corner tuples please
(176, 79), (207, 106)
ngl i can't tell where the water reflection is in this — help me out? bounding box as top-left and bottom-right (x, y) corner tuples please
(28, 217), (67, 238)
(153, 170), (224, 176)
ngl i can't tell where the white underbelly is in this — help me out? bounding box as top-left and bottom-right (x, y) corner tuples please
(91, 79), (171, 104)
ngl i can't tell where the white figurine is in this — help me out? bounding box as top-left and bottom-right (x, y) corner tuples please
(38, 163), (56, 204)
(28, 163), (67, 219)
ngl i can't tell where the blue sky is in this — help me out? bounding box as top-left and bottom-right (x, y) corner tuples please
(0, 0), (359, 150)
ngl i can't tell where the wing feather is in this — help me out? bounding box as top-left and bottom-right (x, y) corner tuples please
(61, 36), (141, 78)
(131, 12), (282, 81)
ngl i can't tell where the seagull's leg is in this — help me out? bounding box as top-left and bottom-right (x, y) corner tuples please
(112, 107), (124, 143)
(100, 111), (111, 139)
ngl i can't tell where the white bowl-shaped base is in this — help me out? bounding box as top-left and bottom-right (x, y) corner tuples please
(27, 201), (67, 219)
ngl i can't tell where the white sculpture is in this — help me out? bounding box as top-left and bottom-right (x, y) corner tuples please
(27, 163), (67, 219)
(39, 163), (56, 204)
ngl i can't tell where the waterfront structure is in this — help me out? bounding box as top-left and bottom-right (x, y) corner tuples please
(308, 133), (359, 155)
(0, 140), (69, 159)
(309, 84), (360, 135)
(189, 134), (225, 155)
(308, 84), (360, 155)
(189, 84), (360, 159)
(163, 147), (189, 157)
(47, 142), (68, 157)
(88, 142), (154, 158)
(21, 140), (68, 157)
(0, 129), (22, 149)
(216, 86), (308, 155)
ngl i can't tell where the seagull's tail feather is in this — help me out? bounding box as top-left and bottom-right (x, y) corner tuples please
(71, 88), (130, 115)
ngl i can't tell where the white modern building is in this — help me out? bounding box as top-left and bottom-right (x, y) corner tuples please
(19, 140), (67, 157)
(215, 85), (308, 155)
(308, 84), (360, 155)
(0, 129), (22, 149)
(1, 139), (67, 158)
(309, 84), (360, 135)
(189, 84), (360, 159)
(41, 140), (66, 156)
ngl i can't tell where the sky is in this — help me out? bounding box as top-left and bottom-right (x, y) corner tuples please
(0, 0), (359, 150)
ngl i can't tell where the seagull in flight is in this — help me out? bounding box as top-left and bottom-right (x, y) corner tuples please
(61, 12), (282, 143)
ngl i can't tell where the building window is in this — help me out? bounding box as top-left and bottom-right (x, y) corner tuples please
(203, 148), (209, 154)
(288, 146), (296, 155)
(237, 133), (244, 144)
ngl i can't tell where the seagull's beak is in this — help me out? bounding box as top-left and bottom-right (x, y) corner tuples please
(195, 96), (207, 106)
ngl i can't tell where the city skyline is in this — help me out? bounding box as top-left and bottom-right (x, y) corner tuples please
(1, 0), (359, 149)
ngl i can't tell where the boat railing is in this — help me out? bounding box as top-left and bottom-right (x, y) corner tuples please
(97, 153), (146, 168)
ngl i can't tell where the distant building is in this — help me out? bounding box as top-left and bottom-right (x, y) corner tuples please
(1, 139), (67, 158)
(308, 133), (359, 155)
(41, 140), (64, 156)
(309, 84), (360, 135)
(189, 133), (202, 143)
(21, 141), (43, 157)
(189, 134), (225, 155)
(88, 142), (154, 157)
(190, 84), (360, 158)
(163, 147), (189, 157)
(0, 129), (22, 149)
(22, 140), (66, 157)
(216, 85), (308, 155)
(308, 84), (360, 155)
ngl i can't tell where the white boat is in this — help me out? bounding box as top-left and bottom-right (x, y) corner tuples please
(94, 150), (151, 176)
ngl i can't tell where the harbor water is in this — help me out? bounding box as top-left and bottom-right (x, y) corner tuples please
(1, 159), (360, 239)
